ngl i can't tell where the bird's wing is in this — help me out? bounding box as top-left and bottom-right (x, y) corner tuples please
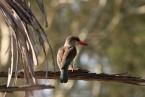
(57, 46), (77, 70)
(57, 47), (65, 70)
(61, 47), (76, 69)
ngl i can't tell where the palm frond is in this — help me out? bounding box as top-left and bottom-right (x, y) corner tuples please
(35, 0), (48, 27)
(0, 0), (50, 86)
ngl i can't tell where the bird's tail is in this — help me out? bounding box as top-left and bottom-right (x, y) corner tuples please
(60, 68), (68, 83)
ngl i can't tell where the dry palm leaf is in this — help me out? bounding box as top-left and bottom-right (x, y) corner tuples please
(0, 0), (52, 88)
(35, 0), (48, 27)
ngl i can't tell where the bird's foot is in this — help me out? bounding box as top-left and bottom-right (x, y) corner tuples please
(69, 64), (74, 72)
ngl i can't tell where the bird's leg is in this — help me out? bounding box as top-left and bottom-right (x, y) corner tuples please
(69, 63), (74, 72)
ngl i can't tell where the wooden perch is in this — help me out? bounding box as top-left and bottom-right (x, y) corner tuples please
(0, 85), (54, 92)
(0, 70), (145, 86)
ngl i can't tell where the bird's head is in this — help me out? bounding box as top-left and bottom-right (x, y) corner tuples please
(64, 36), (87, 47)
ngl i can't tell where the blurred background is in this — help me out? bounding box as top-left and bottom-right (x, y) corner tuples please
(1, 0), (145, 97)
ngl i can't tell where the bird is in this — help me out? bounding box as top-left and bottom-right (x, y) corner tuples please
(57, 36), (87, 83)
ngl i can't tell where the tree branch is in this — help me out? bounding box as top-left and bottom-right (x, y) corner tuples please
(0, 70), (145, 86)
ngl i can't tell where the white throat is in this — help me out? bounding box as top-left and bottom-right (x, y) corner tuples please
(64, 42), (71, 47)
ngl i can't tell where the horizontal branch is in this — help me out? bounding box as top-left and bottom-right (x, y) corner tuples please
(0, 70), (145, 86)
(0, 85), (54, 92)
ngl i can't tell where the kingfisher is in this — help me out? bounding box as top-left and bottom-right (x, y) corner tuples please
(57, 36), (87, 83)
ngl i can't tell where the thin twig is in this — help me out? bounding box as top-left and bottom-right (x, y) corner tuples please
(0, 84), (54, 92)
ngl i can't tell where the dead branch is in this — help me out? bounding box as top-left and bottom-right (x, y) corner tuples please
(0, 70), (145, 86)
(0, 84), (54, 92)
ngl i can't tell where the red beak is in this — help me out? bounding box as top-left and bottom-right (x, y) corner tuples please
(79, 40), (88, 45)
